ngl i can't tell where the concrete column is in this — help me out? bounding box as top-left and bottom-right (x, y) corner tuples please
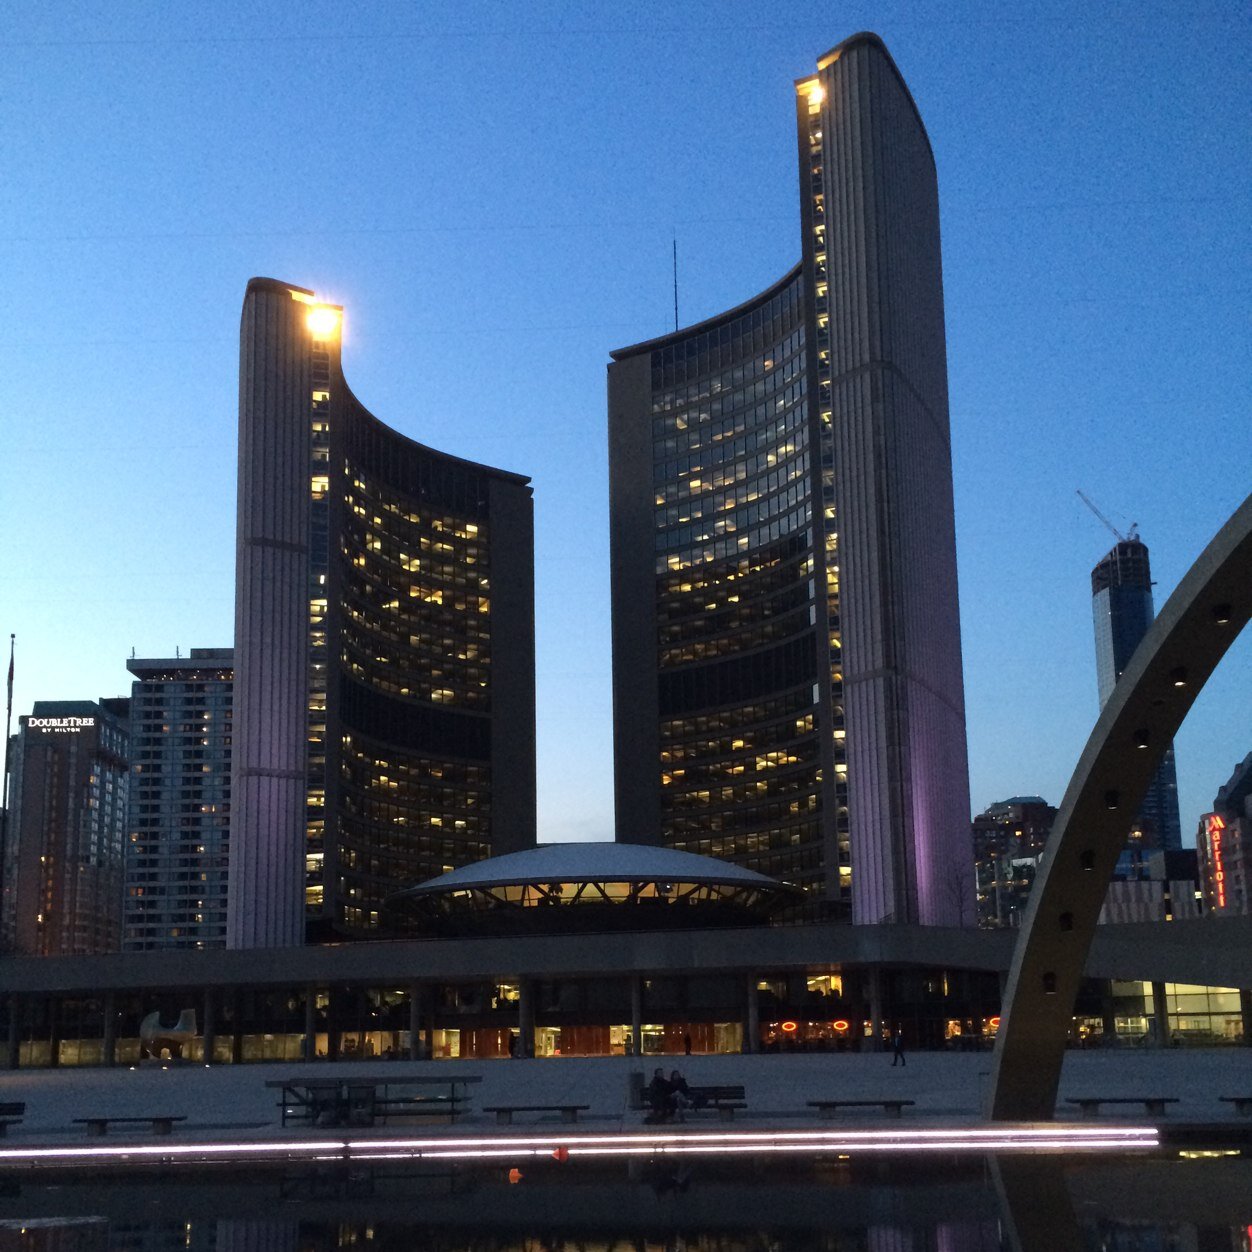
(5, 996), (20, 1070)
(101, 992), (116, 1067)
(1240, 989), (1252, 1047)
(1150, 981), (1170, 1048)
(629, 976), (643, 1057)
(48, 998), (61, 1068)
(743, 976), (759, 1054)
(517, 979), (535, 1058)
(1100, 980), (1117, 1042)
(230, 990), (244, 1064)
(202, 987), (217, 1064)
(408, 984), (429, 1060)
(868, 966), (884, 1052)
(302, 985), (317, 1062)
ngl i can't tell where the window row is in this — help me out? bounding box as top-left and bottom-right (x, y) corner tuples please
(658, 510), (812, 574)
(655, 433), (808, 507)
(651, 338), (806, 432)
(656, 459), (810, 552)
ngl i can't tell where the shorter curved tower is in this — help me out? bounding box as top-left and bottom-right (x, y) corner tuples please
(230, 279), (535, 947)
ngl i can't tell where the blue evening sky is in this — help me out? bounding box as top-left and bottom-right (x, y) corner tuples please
(2, 1), (1248, 845)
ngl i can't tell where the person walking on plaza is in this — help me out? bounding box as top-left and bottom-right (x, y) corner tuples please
(891, 1029), (906, 1067)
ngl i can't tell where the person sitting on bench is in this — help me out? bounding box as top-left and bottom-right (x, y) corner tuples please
(669, 1070), (694, 1114)
(646, 1068), (674, 1122)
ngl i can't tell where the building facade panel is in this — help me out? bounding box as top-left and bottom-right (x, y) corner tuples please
(809, 40), (970, 926)
(231, 280), (315, 950)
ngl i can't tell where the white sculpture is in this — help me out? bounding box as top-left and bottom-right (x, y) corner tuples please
(139, 1008), (197, 1059)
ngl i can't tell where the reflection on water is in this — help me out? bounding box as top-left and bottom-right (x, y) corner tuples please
(0, 1152), (1249, 1251)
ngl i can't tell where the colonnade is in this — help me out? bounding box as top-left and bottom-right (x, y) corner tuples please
(5, 972), (1248, 1069)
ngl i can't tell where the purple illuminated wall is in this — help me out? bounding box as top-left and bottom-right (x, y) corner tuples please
(228, 280), (313, 949)
(807, 37), (972, 926)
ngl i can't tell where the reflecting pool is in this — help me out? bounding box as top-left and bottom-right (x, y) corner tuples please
(0, 1149), (1250, 1250)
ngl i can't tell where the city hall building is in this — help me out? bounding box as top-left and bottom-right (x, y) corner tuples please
(609, 34), (971, 925)
(1, 842), (1248, 1067)
(2, 34), (1246, 1076)
(232, 279), (536, 948)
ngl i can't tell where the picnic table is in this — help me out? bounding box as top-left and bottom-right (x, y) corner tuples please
(266, 1073), (482, 1128)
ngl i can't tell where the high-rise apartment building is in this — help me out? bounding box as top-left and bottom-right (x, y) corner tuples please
(1091, 537), (1183, 854)
(1, 699), (129, 955)
(972, 797), (1056, 929)
(124, 649), (233, 950)
(609, 34), (972, 925)
(231, 279), (536, 948)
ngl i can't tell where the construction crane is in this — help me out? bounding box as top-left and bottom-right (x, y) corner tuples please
(1076, 489), (1139, 543)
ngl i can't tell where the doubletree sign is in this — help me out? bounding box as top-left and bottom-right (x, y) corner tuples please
(27, 716), (95, 733)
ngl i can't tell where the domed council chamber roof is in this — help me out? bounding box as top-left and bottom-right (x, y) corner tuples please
(385, 842), (801, 936)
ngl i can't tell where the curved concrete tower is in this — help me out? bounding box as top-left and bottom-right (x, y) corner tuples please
(231, 279), (536, 948)
(609, 34), (972, 926)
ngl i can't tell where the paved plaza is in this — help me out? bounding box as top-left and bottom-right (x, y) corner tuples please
(1, 1047), (1250, 1143)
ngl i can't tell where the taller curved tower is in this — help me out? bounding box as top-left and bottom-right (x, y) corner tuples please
(231, 279), (535, 947)
(609, 34), (972, 925)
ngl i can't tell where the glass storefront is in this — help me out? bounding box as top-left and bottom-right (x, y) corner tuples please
(2, 972), (1244, 1068)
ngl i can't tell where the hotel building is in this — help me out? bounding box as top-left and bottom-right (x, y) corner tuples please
(1, 700), (130, 956)
(609, 34), (972, 924)
(123, 649), (233, 951)
(1198, 753), (1252, 916)
(231, 279), (536, 948)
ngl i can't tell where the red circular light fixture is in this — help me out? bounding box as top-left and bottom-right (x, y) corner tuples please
(780, 1020), (798, 1033)
(988, 1016), (1001, 1029)
(832, 1019), (849, 1032)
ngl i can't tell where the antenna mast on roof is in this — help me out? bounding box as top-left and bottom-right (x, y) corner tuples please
(672, 234), (679, 332)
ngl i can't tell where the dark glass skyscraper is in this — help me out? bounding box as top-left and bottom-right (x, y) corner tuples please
(231, 279), (536, 948)
(608, 34), (972, 926)
(1091, 537), (1183, 852)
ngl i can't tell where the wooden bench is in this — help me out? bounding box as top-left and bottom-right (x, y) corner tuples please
(687, 1085), (747, 1121)
(808, 1098), (916, 1119)
(73, 1115), (187, 1136)
(1065, 1096), (1179, 1118)
(0, 1102), (25, 1137)
(482, 1103), (590, 1125)
(374, 1094), (469, 1123)
(1220, 1096), (1252, 1116)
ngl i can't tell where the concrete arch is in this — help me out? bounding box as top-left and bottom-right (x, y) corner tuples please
(987, 493), (1252, 1121)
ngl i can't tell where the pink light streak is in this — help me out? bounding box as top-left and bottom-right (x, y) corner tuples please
(0, 1124), (1158, 1171)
